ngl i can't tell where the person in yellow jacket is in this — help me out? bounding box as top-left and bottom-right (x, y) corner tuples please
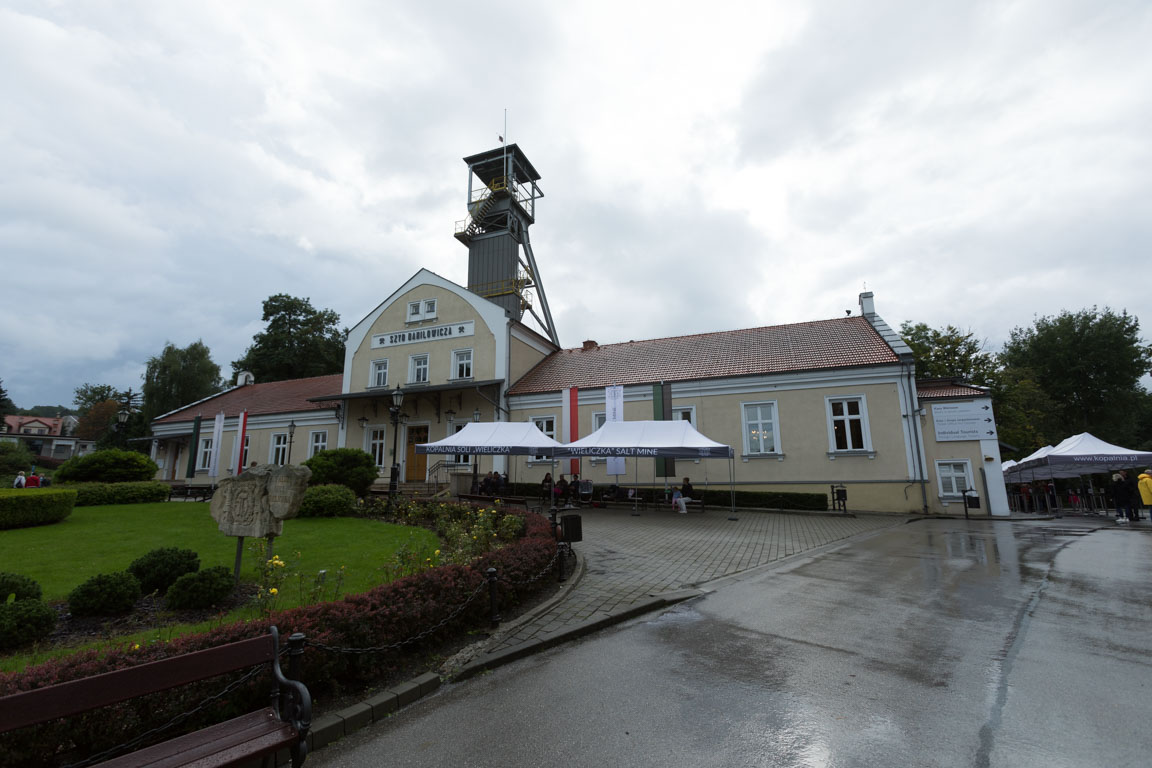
(1139, 469), (1152, 515)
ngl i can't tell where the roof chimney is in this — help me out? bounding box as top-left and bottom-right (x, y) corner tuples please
(236, 371), (255, 386)
(582, 340), (597, 351)
(858, 292), (875, 316)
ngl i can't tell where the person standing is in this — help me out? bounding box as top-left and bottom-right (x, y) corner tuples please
(1113, 470), (1139, 522)
(1138, 469), (1152, 517)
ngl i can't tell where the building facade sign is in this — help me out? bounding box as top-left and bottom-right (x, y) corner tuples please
(372, 320), (475, 349)
(932, 401), (998, 442)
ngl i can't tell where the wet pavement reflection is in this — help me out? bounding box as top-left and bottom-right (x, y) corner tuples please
(311, 518), (1152, 768)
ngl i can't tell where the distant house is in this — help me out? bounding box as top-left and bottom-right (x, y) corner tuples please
(1, 414), (94, 462)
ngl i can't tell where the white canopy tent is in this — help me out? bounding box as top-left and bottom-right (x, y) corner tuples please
(414, 421), (564, 456)
(553, 420), (735, 460)
(555, 420), (737, 515)
(1005, 432), (1152, 482)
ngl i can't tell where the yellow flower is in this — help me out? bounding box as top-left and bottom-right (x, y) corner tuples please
(132, 643), (140, 651)
(269, 588), (278, 595)
(434, 549), (440, 555)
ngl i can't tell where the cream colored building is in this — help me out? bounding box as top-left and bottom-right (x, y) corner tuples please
(149, 144), (1009, 515)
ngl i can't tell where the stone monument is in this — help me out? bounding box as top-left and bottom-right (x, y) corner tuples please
(211, 464), (311, 538)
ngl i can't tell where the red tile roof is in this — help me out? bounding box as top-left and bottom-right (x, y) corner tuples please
(153, 375), (342, 424)
(507, 316), (901, 394)
(3, 415), (68, 436)
(916, 380), (989, 399)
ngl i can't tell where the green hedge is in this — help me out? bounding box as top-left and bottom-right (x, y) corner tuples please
(62, 481), (170, 507)
(55, 449), (158, 483)
(0, 489), (76, 530)
(298, 484), (358, 517)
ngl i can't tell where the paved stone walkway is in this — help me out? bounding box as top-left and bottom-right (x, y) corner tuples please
(486, 506), (900, 653)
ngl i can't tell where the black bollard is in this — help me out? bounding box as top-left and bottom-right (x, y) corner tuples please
(486, 567), (501, 627)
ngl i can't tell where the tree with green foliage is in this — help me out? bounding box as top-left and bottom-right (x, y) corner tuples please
(303, 448), (379, 497)
(999, 307), (1152, 445)
(141, 340), (223, 423)
(75, 399), (119, 441)
(15, 404), (76, 417)
(900, 322), (998, 385)
(0, 442), (35, 479)
(231, 294), (347, 383)
(0, 379), (16, 417)
(73, 383), (118, 416)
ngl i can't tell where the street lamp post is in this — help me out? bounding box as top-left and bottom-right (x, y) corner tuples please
(287, 421), (296, 465)
(388, 386), (405, 512)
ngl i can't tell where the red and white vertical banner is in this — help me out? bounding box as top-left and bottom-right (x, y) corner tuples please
(234, 410), (249, 475)
(604, 385), (626, 476)
(207, 412), (225, 480)
(562, 387), (580, 475)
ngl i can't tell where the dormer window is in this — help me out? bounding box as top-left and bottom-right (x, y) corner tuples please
(406, 298), (438, 323)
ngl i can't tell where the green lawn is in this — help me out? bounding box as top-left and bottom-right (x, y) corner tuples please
(1, 502), (440, 672)
(0, 502), (439, 604)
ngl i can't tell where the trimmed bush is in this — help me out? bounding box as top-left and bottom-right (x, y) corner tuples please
(0, 572), (43, 602)
(165, 566), (234, 610)
(0, 488), (76, 530)
(298, 484), (357, 517)
(0, 442), (35, 478)
(128, 548), (200, 595)
(0, 599), (56, 651)
(55, 449), (158, 484)
(303, 448), (379, 497)
(67, 481), (170, 507)
(67, 572), (141, 617)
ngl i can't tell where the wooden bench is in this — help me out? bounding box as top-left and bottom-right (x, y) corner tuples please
(168, 484), (214, 502)
(0, 626), (311, 768)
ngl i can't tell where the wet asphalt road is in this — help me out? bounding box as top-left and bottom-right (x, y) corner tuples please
(309, 518), (1152, 767)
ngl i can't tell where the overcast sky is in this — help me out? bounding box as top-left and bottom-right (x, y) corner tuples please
(2, 0), (1149, 409)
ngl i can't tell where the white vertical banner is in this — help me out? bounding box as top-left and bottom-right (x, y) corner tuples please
(207, 412), (225, 480)
(605, 385), (626, 476)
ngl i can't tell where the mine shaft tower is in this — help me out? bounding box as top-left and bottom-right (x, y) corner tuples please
(454, 144), (559, 345)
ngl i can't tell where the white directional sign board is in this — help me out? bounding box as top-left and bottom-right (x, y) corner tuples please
(931, 401), (998, 442)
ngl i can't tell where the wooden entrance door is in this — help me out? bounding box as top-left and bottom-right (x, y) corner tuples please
(405, 426), (428, 482)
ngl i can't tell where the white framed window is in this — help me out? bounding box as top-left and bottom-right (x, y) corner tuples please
(270, 433), (288, 465)
(368, 427), (387, 469)
(593, 412), (606, 431)
(826, 396), (871, 452)
(532, 416), (555, 461)
(672, 407), (695, 426)
(370, 359), (388, 388)
(198, 438), (213, 470)
(423, 299), (437, 319)
(407, 301), (422, 321)
(936, 460), (972, 498)
(409, 354), (429, 383)
(309, 430), (328, 457)
(452, 349), (473, 380)
(742, 401), (780, 455)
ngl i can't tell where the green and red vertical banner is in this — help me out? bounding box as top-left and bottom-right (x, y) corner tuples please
(652, 382), (675, 477)
(562, 387), (580, 475)
(185, 414), (202, 479)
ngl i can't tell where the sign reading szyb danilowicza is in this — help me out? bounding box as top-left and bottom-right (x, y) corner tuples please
(372, 321), (475, 348)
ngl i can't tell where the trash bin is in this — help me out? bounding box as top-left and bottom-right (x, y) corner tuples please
(561, 514), (583, 543)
